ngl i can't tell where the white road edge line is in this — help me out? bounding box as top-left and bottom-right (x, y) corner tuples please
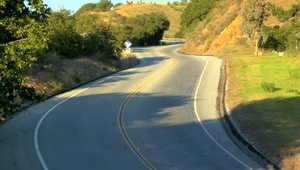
(34, 79), (106, 170)
(34, 50), (147, 170)
(193, 56), (252, 170)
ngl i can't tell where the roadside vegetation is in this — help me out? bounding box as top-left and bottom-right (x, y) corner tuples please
(0, 0), (170, 121)
(220, 48), (300, 169)
(177, 0), (219, 37)
(115, 2), (184, 38)
(180, 0), (300, 168)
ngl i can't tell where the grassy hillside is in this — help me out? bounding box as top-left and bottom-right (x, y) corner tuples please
(180, 0), (300, 168)
(115, 3), (182, 38)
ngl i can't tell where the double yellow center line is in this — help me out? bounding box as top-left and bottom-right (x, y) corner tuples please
(118, 57), (177, 170)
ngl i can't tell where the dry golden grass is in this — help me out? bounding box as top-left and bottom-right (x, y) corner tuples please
(281, 150), (300, 170)
(180, 0), (243, 54)
(181, 0), (298, 55)
(81, 11), (125, 26)
(265, 15), (284, 27)
(267, 0), (298, 10)
(25, 53), (138, 95)
(115, 3), (182, 38)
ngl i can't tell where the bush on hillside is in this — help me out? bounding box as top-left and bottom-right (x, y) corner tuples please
(178, 0), (218, 36)
(75, 14), (121, 58)
(263, 2), (300, 53)
(75, 3), (97, 16)
(75, 0), (113, 16)
(268, 3), (300, 22)
(48, 10), (84, 58)
(95, 0), (113, 12)
(122, 13), (170, 46)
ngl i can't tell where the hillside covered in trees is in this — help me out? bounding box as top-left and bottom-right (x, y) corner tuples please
(76, 2), (184, 38)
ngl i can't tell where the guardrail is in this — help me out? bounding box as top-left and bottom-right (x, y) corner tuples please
(160, 38), (185, 43)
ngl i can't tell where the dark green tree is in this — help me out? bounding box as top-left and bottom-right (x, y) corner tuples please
(75, 3), (96, 16)
(123, 13), (170, 46)
(181, 0), (217, 27)
(48, 10), (83, 58)
(179, 0), (217, 36)
(242, 0), (269, 55)
(95, 0), (113, 12)
(75, 14), (121, 58)
(0, 0), (49, 117)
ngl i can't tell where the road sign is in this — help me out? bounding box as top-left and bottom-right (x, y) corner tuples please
(124, 40), (132, 48)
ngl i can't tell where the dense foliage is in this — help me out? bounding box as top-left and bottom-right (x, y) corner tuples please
(0, 0), (49, 116)
(268, 3), (300, 22)
(242, 0), (269, 55)
(47, 10), (122, 59)
(0, 1), (170, 118)
(263, 13), (300, 54)
(123, 13), (170, 46)
(48, 10), (83, 58)
(242, 0), (300, 55)
(178, 0), (218, 37)
(75, 0), (113, 16)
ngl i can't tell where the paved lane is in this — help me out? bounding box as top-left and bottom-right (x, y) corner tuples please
(0, 44), (261, 170)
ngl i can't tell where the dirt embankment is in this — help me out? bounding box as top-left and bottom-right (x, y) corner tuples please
(25, 53), (138, 96)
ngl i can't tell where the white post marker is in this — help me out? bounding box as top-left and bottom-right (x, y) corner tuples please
(124, 40), (132, 53)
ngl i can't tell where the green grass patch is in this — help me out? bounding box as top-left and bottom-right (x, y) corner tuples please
(223, 51), (300, 167)
(261, 81), (277, 93)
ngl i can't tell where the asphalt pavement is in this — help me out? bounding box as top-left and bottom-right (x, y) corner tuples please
(0, 44), (262, 170)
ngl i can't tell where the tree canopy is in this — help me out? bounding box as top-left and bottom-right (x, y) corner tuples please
(242, 0), (269, 55)
(0, 0), (171, 118)
(178, 0), (218, 37)
(123, 13), (170, 46)
(75, 0), (113, 16)
(0, 0), (49, 116)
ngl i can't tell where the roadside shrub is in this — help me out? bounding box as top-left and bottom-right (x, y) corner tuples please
(123, 13), (170, 46)
(261, 81), (276, 93)
(48, 10), (84, 58)
(48, 78), (64, 94)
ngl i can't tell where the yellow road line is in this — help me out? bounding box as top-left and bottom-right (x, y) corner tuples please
(118, 58), (177, 170)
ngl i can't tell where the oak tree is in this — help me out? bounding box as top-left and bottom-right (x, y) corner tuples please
(242, 0), (269, 55)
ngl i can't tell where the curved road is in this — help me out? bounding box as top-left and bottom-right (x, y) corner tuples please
(0, 44), (261, 169)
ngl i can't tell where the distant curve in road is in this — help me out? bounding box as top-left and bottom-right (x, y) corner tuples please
(0, 44), (261, 170)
